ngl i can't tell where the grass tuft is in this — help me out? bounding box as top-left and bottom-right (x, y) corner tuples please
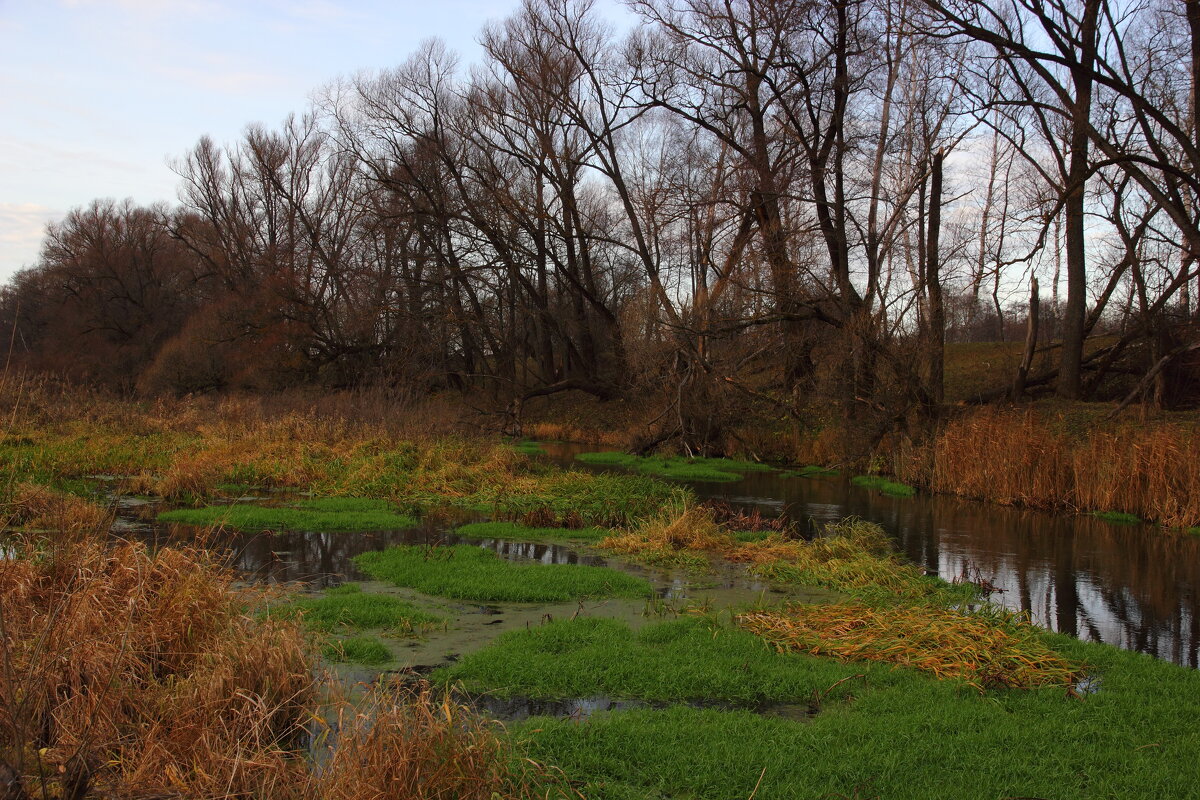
(850, 474), (917, 497)
(324, 635), (393, 665)
(274, 583), (443, 634)
(576, 451), (773, 482)
(782, 465), (840, 478)
(354, 544), (651, 602)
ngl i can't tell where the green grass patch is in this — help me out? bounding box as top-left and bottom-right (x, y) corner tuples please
(781, 465), (839, 478)
(850, 475), (916, 497)
(323, 635), (392, 665)
(1093, 510), (1142, 525)
(353, 544), (652, 602)
(435, 468), (689, 528)
(1189, 527), (1200, 536)
(511, 633), (1200, 799)
(455, 521), (611, 542)
(436, 616), (905, 704)
(575, 452), (773, 483)
(274, 583), (443, 634)
(731, 530), (776, 543)
(158, 499), (417, 532)
(509, 439), (548, 455)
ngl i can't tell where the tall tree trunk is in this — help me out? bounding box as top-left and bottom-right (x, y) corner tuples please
(1056, 0), (1101, 399)
(925, 149), (945, 408)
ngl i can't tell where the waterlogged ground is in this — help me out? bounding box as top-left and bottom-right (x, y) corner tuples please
(44, 447), (1200, 798)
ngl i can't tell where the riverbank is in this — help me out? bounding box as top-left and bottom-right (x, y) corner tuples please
(520, 393), (1200, 530)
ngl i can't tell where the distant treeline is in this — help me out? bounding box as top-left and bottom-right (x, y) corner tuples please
(2, 0), (1198, 446)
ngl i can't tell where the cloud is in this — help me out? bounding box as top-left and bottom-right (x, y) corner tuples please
(0, 203), (61, 280)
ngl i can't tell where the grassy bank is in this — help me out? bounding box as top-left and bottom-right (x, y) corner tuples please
(0, 391), (686, 529)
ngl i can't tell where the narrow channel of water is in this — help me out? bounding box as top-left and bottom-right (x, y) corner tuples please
(539, 442), (1200, 667)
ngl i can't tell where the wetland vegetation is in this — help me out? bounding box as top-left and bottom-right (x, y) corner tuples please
(1, 392), (1199, 799)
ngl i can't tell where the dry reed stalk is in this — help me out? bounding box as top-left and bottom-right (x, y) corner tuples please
(738, 603), (1083, 692)
(930, 407), (1200, 527)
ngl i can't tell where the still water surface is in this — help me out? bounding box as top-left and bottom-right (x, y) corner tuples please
(124, 440), (1200, 667)
(539, 442), (1200, 667)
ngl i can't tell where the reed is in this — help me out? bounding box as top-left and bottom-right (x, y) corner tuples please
(927, 407), (1200, 527)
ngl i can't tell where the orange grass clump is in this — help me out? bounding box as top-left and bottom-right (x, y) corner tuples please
(0, 534), (314, 798)
(3, 482), (113, 531)
(738, 603), (1083, 692)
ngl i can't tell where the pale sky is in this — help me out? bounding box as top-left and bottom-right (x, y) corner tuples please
(0, 0), (627, 283)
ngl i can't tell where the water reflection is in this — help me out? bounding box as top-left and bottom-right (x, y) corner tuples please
(542, 443), (1200, 667)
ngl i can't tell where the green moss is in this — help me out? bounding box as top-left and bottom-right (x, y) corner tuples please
(781, 465), (839, 478)
(1093, 511), (1142, 525)
(850, 475), (916, 498)
(157, 500), (417, 532)
(272, 584), (442, 634)
(509, 439), (548, 455)
(1188, 527), (1200, 536)
(323, 635), (392, 665)
(511, 633), (1200, 799)
(353, 544), (652, 603)
(436, 616), (901, 703)
(455, 521), (611, 542)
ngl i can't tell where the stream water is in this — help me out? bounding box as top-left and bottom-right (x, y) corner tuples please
(536, 442), (1200, 667)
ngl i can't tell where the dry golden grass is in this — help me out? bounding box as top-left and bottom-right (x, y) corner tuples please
(312, 684), (569, 800)
(3, 482), (112, 531)
(0, 534), (314, 798)
(738, 603), (1083, 692)
(0, 532), (563, 800)
(927, 406), (1200, 527)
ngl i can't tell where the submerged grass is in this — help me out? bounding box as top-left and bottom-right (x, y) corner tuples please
(850, 474), (917, 497)
(456, 520), (611, 542)
(354, 544), (651, 602)
(274, 583), (443, 634)
(738, 603), (1081, 691)
(515, 637), (1200, 800)
(601, 509), (964, 605)
(158, 498), (418, 531)
(1093, 510), (1142, 525)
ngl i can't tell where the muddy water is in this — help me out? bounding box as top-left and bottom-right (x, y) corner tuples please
(537, 442), (1200, 667)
